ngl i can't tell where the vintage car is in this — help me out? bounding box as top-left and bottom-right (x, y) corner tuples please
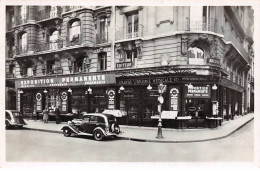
(61, 113), (122, 141)
(5, 110), (27, 129)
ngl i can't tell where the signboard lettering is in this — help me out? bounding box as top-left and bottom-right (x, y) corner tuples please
(185, 85), (211, 98)
(15, 73), (116, 88)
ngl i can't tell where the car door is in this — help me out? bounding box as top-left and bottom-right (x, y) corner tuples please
(87, 115), (99, 134)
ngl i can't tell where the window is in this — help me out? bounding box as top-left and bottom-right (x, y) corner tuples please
(97, 17), (108, 44)
(21, 6), (27, 22)
(99, 52), (107, 71)
(49, 29), (59, 50)
(188, 47), (204, 59)
(187, 47), (205, 65)
(126, 12), (139, 38)
(69, 20), (80, 44)
(47, 60), (55, 74)
(19, 32), (27, 53)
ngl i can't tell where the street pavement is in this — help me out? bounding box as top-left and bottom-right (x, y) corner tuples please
(23, 113), (254, 142)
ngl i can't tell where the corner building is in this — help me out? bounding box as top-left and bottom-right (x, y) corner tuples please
(5, 6), (254, 128)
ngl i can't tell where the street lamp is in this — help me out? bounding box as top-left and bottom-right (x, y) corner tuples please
(120, 86), (125, 91)
(88, 87), (92, 94)
(43, 89), (48, 93)
(212, 84), (217, 90)
(68, 88), (72, 93)
(156, 83), (166, 139)
(147, 84), (152, 90)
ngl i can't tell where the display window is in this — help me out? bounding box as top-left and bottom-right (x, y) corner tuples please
(185, 98), (210, 118)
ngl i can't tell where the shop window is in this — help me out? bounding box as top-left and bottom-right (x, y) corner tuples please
(49, 29), (59, 50)
(187, 47), (205, 65)
(126, 12), (139, 39)
(185, 99), (210, 118)
(98, 52), (107, 71)
(69, 19), (80, 45)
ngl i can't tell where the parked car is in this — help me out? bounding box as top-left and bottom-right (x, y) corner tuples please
(61, 113), (122, 141)
(5, 110), (27, 129)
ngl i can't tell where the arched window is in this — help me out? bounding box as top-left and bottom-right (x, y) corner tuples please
(187, 47), (205, 65)
(69, 19), (81, 44)
(188, 47), (204, 59)
(49, 29), (59, 50)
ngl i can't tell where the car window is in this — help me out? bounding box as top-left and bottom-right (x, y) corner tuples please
(5, 112), (11, 120)
(97, 116), (105, 123)
(83, 116), (90, 122)
(90, 115), (98, 122)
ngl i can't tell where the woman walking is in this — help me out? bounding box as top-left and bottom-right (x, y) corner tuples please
(43, 108), (49, 123)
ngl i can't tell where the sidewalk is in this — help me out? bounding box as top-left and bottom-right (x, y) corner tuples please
(23, 113), (254, 143)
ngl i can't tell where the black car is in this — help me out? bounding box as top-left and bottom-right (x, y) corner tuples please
(61, 113), (122, 141)
(5, 110), (27, 129)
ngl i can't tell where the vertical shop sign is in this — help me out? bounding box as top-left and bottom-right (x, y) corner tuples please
(36, 92), (42, 112)
(170, 88), (179, 111)
(61, 91), (68, 112)
(107, 89), (116, 110)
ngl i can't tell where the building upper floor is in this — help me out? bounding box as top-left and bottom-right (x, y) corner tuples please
(5, 6), (254, 88)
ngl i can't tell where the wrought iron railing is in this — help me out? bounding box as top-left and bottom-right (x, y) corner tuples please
(67, 36), (81, 46)
(96, 33), (108, 44)
(16, 46), (28, 55)
(37, 7), (62, 21)
(34, 40), (63, 52)
(115, 24), (144, 41)
(15, 13), (29, 25)
(185, 17), (218, 32)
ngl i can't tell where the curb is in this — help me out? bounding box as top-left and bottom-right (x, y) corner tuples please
(23, 117), (254, 143)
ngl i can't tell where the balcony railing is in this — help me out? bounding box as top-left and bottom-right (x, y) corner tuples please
(37, 7), (62, 21)
(16, 46), (28, 55)
(185, 17), (218, 32)
(15, 13), (29, 25)
(34, 40), (63, 52)
(115, 24), (144, 41)
(96, 33), (108, 44)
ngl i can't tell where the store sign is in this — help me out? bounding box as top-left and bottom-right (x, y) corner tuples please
(15, 73), (116, 88)
(185, 85), (211, 98)
(118, 77), (180, 85)
(170, 88), (179, 111)
(107, 89), (116, 110)
(116, 62), (133, 69)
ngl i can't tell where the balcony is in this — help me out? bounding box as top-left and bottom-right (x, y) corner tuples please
(15, 13), (29, 26)
(37, 7), (62, 21)
(96, 33), (108, 44)
(223, 30), (249, 63)
(115, 24), (144, 41)
(16, 46), (28, 55)
(185, 17), (218, 32)
(34, 40), (63, 52)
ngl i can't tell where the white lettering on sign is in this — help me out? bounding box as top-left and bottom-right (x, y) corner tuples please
(188, 86), (208, 94)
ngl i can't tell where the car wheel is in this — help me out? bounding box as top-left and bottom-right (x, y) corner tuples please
(63, 128), (71, 137)
(93, 129), (104, 141)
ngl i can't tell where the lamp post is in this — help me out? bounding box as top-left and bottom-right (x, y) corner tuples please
(156, 83), (166, 139)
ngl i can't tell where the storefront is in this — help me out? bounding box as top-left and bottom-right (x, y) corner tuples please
(15, 73), (117, 119)
(117, 74), (219, 127)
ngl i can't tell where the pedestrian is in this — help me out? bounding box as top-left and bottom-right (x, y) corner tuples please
(43, 108), (49, 123)
(55, 106), (61, 124)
